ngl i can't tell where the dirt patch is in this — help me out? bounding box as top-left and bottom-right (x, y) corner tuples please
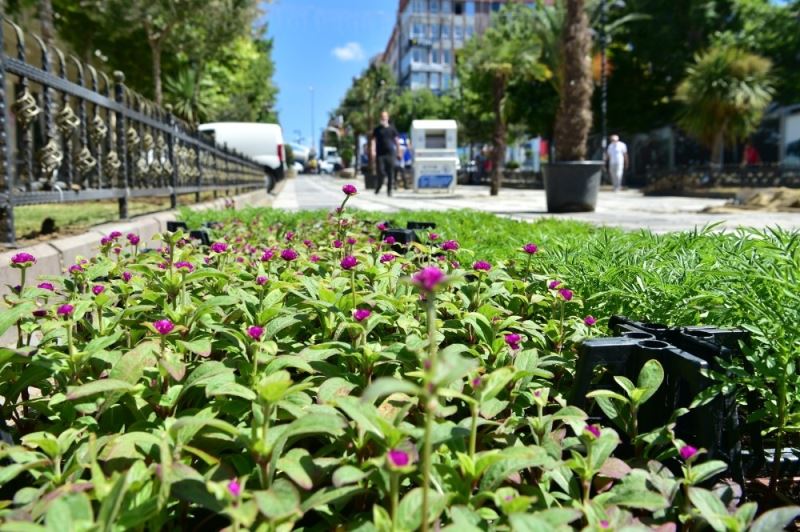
(702, 187), (800, 214)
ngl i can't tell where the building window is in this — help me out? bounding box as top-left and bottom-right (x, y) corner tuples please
(454, 1), (464, 15)
(491, 2), (501, 12)
(466, 24), (474, 38)
(454, 25), (463, 41)
(413, 23), (423, 38)
(443, 50), (452, 65)
(442, 0), (452, 13)
(432, 49), (440, 64)
(430, 72), (442, 89)
(466, 1), (475, 15)
(441, 24), (450, 38)
(431, 23), (440, 39)
(430, 0), (440, 13)
(443, 73), (451, 89)
(413, 0), (426, 13)
(412, 47), (426, 63)
(412, 71), (427, 89)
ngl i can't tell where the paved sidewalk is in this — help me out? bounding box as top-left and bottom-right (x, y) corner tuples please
(274, 174), (800, 233)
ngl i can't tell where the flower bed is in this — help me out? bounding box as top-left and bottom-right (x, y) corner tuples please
(1, 187), (798, 530)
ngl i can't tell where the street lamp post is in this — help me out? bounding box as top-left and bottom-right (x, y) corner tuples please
(310, 86), (315, 156)
(600, 0), (608, 154)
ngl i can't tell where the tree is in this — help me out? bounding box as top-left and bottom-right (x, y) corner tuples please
(553, 0), (594, 161)
(676, 45), (773, 166)
(456, 2), (549, 195)
(389, 89), (453, 133)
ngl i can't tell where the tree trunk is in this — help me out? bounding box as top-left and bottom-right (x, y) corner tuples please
(39, 0), (55, 49)
(490, 75), (506, 196)
(711, 130), (724, 168)
(553, 0), (594, 161)
(150, 40), (163, 105)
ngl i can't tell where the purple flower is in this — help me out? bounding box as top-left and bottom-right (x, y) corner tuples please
(340, 255), (358, 270)
(280, 248), (298, 261)
(342, 184), (358, 196)
(504, 333), (522, 351)
(548, 280), (561, 289)
(37, 282), (55, 291)
(471, 376), (482, 389)
(585, 424), (601, 438)
(33, 309), (48, 318)
(347, 237), (357, 245)
(92, 285), (105, 296)
(122, 271), (132, 282)
(680, 445), (698, 461)
(584, 315), (597, 326)
(523, 243), (538, 254)
(309, 254), (321, 263)
(210, 242), (228, 253)
(109, 231), (122, 239)
(174, 261), (194, 273)
(256, 275), (268, 285)
(429, 232), (440, 241)
(127, 233), (141, 246)
(384, 235), (396, 245)
(333, 240), (343, 249)
(57, 304), (74, 318)
(412, 266), (447, 292)
(387, 449), (409, 468)
(303, 239), (314, 248)
(377, 222), (388, 231)
(353, 308), (372, 322)
(113, 247), (121, 255)
(247, 325), (264, 341)
(380, 254), (395, 264)
(559, 288), (573, 301)
(285, 231), (295, 241)
(600, 520), (610, 529)
(441, 240), (459, 251)
(100, 236), (113, 246)
(153, 319), (175, 335)
(228, 479), (242, 497)
(10, 252), (36, 268)
(473, 260), (492, 272)
(261, 249), (275, 262)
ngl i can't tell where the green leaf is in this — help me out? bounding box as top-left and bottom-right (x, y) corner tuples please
(332, 465), (367, 487)
(177, 338), (212, 357)
(689, 460), (728, 484)
(635, 359), (664, 404)
(299, 485), (363, 513)
(66, 379), (135, 400)
(480, 446), (552, 491)
(206, 381), (256, 401)
(254, 478), (301, 521)
(0, 302), (36, 337)
(361, 378), (421, 404)
(277, 448), (316, 490)
(97, 471), (131, 532)
(479, 368), (514, 404)
(110, 340), (157, 384)
(508, 514), (556, 532)
(397, 487), (447, 531)
(265, 315), (301, 340)
(269, 413), (346, 485)
(256, 370), (293, 403)
(609, 470), (669, 511)
(750, 506), (800, 532)
(687, 487), (728, 532)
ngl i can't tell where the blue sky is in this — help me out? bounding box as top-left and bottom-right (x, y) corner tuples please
(262, 0), (397, 150)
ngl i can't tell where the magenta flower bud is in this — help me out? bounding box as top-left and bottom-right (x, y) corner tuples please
(471, 376), (482, 388)
(387, 449), (409, 468)
(600, 520), (610, 529)
(504, 333), (522, 351)
(153, 319), (175, 335)
(303, 239), (314, 248)
(441, 240), (459, 251)
(548, 280), (561, 289)
(285, 231), (295, 242)
(174, 261), (194, 272)
(127, 233), (140, 245)
(473, 260), (491, 272)
(309, 254), (321, 263)
(57, 304), (74, 317)
(33, 309), (48, 318)
(210, 242), (228, 253)
(412, 266), (447, 292)
(92, 285), (105, 296)
(585, 424), (601, 438)
(261, 249), (275, 262)
(236, 257), (245, 263)
(429, 233), (439, 241)
(377, 222), (388, 231)
(523, 243), (538, 254)
(353, 308), (372, 322)
(340, 255), (358, 270)
(113, 247), (122, 255)
(247, 325), (264, 341)
(228, 478), (242, 497)
(380, 253), (395, 263)
(256, 275), (268, 285)
(100, 236), (113, 246)
(584, 315), (597, 326)
(37, 282), (55, 291)
(122, 271), (132, 282)
(109, 231), (122, 239)
(559, 288), (573, 301)
(10, 252), (36, 268)
(333, 239), (343, 249)
(342, 184), (358, 196)
(680, 445), (698, 461)
(347, 237), (357, 245)
(384, 235), (396, 245)
(280, 248), (298, 261)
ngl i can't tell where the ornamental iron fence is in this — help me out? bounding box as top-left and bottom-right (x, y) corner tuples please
(644, 164), (800, 194)
(0, 17), (270, 245)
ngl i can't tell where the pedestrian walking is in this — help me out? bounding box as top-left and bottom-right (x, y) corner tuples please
(371, 111), (401, 196)
(606, 134), (628, 191)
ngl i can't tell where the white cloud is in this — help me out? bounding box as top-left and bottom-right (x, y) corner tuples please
(332, 42), (365, 62)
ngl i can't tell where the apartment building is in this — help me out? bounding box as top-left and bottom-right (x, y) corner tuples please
(382, 0), (536, 93)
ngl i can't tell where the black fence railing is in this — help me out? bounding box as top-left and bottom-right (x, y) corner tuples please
(0, 18), (270, 245)
(644, 164), (800, 194)
(457, 169), (544, 188)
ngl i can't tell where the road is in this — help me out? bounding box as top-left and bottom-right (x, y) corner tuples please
(273, 174), (800, 233)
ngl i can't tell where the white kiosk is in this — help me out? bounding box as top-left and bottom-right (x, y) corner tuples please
(411, 120), (458, 194)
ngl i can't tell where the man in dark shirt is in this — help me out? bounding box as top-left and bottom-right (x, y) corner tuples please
(370, 111), (401, 196)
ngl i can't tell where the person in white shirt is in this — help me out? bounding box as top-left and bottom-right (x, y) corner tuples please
(606, 135), (628, 191)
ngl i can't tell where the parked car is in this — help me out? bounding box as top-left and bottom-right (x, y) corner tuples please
(198, 122), (286, 190)
(318, 160), (335, 174)
(291, 161), (304, 173)
(288, 143), (311, 166)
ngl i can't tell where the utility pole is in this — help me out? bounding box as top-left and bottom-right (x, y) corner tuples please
(310, 86), (315, 155)
(600, 0), (608, 155)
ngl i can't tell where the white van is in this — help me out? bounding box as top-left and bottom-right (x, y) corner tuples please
(198, 122), (286, 189)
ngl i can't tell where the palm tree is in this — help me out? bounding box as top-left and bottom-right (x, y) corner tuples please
(676, 45), (774, 166)
(457, 3), (548, 195)
(553, 0), (594, 161)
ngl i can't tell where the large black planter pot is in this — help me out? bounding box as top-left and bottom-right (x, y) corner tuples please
(364, 171), (378, 190)
(542, 161), (604, 213)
